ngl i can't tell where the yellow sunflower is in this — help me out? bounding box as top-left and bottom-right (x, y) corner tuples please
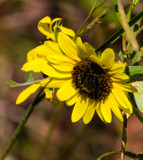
(16, 16), (75, 105)
(37, 32), (137, 124)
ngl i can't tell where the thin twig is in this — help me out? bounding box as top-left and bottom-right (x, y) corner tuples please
(36, 100), (65, 160)
(121, 114), (127, 160)
(1, 88), (45, 160)
(117, 0), (139, 52)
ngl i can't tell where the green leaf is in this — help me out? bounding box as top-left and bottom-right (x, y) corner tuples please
(125, 66), (143, 76)
(132, 50), (143, 65)
(7, 74), (35, 87)
(133, 81), (143, 113)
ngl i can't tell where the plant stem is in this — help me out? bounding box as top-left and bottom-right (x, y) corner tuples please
(96, 150), (136, 160)
(36, 100), (64, 160)
(74, 0), (107, 40)
(117, 0), (139, 52)
(59, 124), (88, 160)
(1, 88), (45, 160)
(121, 114), (127, 160)
(96, 11), (143, 52)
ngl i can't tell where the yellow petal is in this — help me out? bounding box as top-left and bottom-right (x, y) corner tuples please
(111, 73), (130, 82)
(41, 78), (70, 88)
(113, 83), (137, 92)
(84, 42), (97, 57)
(27, 44), (54, 62)
(52, 64), (73, 72)
(76, 37), (97, 59)
(47, 54), (75, 66)
(16, 84), (40, 104)
(100, 48), (115, 69)
(71, 97), (88, 122)
(112, 87), (133, 113)
(100, 100), (112, 123)
(96, 103), (106, 123)
(27, 48), (38, 62)
(44, 41), (62, 55)
(38, 16), (51, 36)
(76, 37), (88, 59)
(41, 63), (72, 78)
(56, 82), (77, 101)
(109, 62), (125, 74)
(83, 101), (96, 124)
(109, 94), (123, 121)
(89, 55), (102, 66)
(58, 26), (75, 37)
(22, 58), (47, 72)
(58, 32), (80, 61)
(66, 94), (78, 106)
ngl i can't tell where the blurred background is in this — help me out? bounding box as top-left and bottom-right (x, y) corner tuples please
(0, 0), (143, 159)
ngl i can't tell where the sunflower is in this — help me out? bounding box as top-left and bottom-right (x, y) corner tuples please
(36, 32), (137, 124)
(16, 16), (75, 105)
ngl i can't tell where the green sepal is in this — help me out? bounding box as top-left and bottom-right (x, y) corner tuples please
(7, 74), (34, 87)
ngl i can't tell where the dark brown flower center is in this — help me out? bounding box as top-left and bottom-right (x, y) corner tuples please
(72, 60), (113, 102)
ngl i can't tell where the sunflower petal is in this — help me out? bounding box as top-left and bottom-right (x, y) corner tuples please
(58, 26), (75, 37)
(41, 63), (72, 78)
(16, 84), (40, 104)
(22, 58), (47, 72)
(38, 16), (51, 36)
(109, 94), (123, 121)
(66, 94), (78, 106)
(113, 83), (137, 92)
(109, 62), (125, 74)
(96, 103), (106, 123)
(100, 48), (115, 69)
(44, 41), (62, 55)
(41, 78), (70, 88)
(57, 82), (77, 101)
(111, 73), (130, 82)
(47, 54), (75, 65)
(112, 87), (133, 113)
(100, 100), (112, 123)
(58, 32), (80, 61)
(71, 97), (88, 122)
(83, 102), (96, 124)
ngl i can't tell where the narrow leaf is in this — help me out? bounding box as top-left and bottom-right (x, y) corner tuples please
(7, 74), (48, 88)
(125, 66), (143, 76)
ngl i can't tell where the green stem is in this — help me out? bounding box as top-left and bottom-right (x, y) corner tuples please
(36, 100), (64, 160)
(74, 0), (107, 40)
(121, 114), (127, 160)
(96, 11), (143, 52)
(96, 150), (136, 160)
(117, 0), (139, 52)
(1, 88), (45, 160)
(59, 124), (89, 160)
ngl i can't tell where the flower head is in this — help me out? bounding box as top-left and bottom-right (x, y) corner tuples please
(35, 32), (137, 124)
(16, 16), (75, 104)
